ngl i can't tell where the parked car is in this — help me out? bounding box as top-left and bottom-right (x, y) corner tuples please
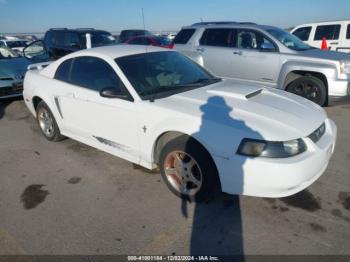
(174, 21), (350, 106)
(118, 29), (152, 43)
(23, 46), (336, 201)
(0, 39), (29, 54)
(0, 46), (31, 98)
(125, 35), (173, 48)
(24, 28), (116, 61)
(291, 20), (350, 53)
(161, 33), (177, 40)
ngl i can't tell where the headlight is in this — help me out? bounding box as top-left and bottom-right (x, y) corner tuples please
(237, 138), (307, 158)
(340, 60), (350, 74)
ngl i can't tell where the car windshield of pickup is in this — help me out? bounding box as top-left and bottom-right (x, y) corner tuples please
(116, 51), (221, 100)
(80, 32), (116, 48)
(267, 28), (311, 51)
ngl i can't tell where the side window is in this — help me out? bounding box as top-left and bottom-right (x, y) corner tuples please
(314, 24), (341, 40)
(70, 56), (127, 94)
(54, 31), (65, 46)
(200, 28), (235, 47)
(292, 26), (312, 41)
(0, 41), (4, 47)
(54, 58), (73, 82)
(173, 29), (196, 44)
(44, 31), (54, 47)
(347, 25), (350, 39)
(64, 32), (80, 47)
(236, 29), (276, 50)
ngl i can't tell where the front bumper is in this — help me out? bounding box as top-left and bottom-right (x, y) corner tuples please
(0, 82), (23, 99)
(328, 78), (350, 104)
(215, 118), (337, 198)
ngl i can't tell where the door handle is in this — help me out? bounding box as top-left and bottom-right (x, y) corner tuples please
(196, 47), (205, 52)
(233, 51), (242, 56)
(330, 42), (339, 45)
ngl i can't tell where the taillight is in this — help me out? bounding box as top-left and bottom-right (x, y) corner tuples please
(169, 42), (174, 49)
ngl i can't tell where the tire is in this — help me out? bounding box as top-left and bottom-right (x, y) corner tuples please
(159, 135), (220, 202)
(36, 101), (65, 142)
(286, 76), (327, 106)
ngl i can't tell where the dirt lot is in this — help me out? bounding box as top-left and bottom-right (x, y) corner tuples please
(0, 98), (349, 256)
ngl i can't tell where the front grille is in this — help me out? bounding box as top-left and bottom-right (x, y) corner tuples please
(0, 84), (23, 97)
(308, 123), (326, 143)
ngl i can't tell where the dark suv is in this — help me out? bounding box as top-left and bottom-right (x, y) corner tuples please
(43, 28), (116, 60)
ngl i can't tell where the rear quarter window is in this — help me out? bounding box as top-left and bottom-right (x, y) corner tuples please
(173, 29), (196, 44)
(55, 59), (73, 82)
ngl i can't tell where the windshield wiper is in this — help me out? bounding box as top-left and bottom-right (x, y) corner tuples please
(147, 78), (222, 102)
(174, 77), (222, 87)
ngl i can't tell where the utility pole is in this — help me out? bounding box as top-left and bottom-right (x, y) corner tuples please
(141, 8), (146, 30)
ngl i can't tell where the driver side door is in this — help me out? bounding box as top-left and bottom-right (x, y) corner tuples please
(57, 56), (140, 163)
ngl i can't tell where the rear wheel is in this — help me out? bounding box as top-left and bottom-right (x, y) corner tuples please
(36, 101), (65, 142)
(286, 76), (327, 106)
(159, 136), (220, 202)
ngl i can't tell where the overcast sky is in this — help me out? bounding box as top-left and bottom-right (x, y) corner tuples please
(1, 0), (349, 33)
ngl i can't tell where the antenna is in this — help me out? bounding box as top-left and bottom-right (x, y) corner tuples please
(141, 8), (146, 30)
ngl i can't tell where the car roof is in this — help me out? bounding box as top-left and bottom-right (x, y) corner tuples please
(70, 45), (170, 59)
(182, 22), (277, 31)
(48, 28), (110, 34)
(295, 19), (350, 25)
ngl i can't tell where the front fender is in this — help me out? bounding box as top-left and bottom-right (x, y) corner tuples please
(277, 60), (338, 89)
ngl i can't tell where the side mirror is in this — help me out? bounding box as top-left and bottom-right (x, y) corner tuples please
(100, 87), (131, 100)
(23, 40), (49, 62)
(260, 42), (276, 52)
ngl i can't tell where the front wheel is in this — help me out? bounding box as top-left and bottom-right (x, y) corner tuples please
(286, 76), (327, 106)
(159, 136), (220, 202)
(36, 101), (65, 142)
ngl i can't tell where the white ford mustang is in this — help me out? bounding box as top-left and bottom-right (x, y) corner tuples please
(23, 45), (337, 201)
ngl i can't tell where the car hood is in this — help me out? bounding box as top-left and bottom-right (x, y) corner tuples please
(297, 48), (350, 61)
(152, 79), (326, 141)
(0, 57), (30, 78)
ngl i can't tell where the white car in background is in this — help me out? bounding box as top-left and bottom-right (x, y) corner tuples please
(23, 46), (336, 201)
(291, 20), (350, 53)
(0, 39), (28, 54)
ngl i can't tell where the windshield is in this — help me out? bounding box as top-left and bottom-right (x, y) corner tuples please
(116, 51), (220, 100)
(6, 41), (27, 48)
(80, 32), (116, 48)
(267, 28), (311, 51)
(0, 46), (20, 59)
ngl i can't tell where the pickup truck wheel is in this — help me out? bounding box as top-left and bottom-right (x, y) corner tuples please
(36, 101), (65, 142)
(159, 136), (220, 202)
(286, 76), (327, 106)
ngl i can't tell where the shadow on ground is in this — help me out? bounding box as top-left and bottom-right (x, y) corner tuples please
(175, 96), (264, 258)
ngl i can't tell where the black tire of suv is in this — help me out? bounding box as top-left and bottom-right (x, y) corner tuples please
(286, 76), (327, 106)
(159, 135), (220, 202)
(36, 101), (65, 142)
